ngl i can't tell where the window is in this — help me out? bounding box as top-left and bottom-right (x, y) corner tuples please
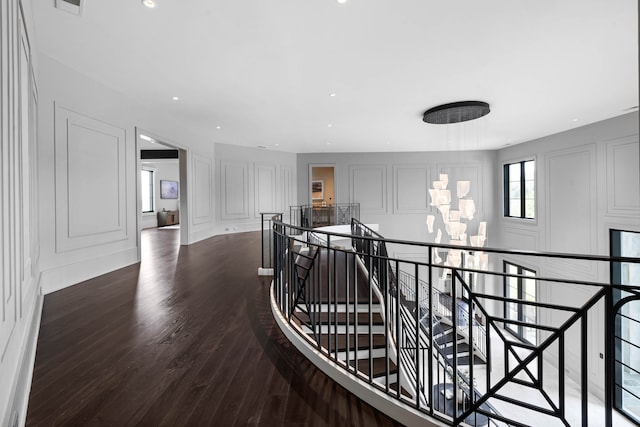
(141, 169), (154, 213)
(504, 261), (537, 345)
(504, 160), (535, 219)
(611, 229), (640, 423)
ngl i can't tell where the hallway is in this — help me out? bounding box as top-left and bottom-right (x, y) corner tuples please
(26, 229), (400, 426)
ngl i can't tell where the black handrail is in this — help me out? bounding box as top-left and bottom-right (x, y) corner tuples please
(270, 216), (640, 426)
(289, 203), (360, 232)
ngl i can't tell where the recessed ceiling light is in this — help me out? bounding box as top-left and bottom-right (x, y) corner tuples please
(216, 126), (221, 129)
(172, 96), (179, 101)
(337, 0), (348, 4)
(275, 143), (279, 146)
(330, 93), (336, 97)
(572, 118), (579, 122)
(327, 124), (332, 127)
(142, 0), (156, 8)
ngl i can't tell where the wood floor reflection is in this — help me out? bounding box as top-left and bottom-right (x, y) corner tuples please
(26, 228), (401, 426)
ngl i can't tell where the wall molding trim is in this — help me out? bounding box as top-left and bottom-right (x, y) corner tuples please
(392, 164), (430, 214)
(544, 144), (597, 278)
(253, 163), (277, 219)
(192, 154), (213, 225)
(54, 104), (128, 253)
(604, 135), (640, 217)
(1, 286), (43, 427)
(220, 160), (250, 220)
(349, 164), (387, 214)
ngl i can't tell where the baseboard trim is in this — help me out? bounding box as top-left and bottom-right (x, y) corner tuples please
(41, 248), (139, 295)
(2, 276), (44, 427)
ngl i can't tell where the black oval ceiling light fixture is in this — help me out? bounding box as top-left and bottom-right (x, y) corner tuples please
(423, 101), (490, 124)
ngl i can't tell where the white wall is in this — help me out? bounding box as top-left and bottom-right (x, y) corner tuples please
(36, 53), (217, 295)
(494, 112), (640, 398)
(141, 160), (180, 229)
(0, 1), (41, 426)
(215, 143), (297, 234)
(296, 150), (499, 262)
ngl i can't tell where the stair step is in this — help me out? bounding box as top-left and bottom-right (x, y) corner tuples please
(435, 333), (464, 346)
(319, 333), (387, 352)
(349, 357), (397, 379)
(447, 355), (486, 366)
(293, 311), (384, 326)
(442, 343), (470, 356)
(389, 383), (413, 398)
(301, 324), (386, 334)
(307, 303), (382, 313)
(337, 346), (388, 361)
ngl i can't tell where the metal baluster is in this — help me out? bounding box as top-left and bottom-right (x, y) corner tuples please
(452, 270), (459, 422)
(415, 262), (420, 409)
(428, 247), (434, 416)
(581, 314), (588, 427)
(604, 285), (613, 427)
(368, 238), (373, 384)
(394, 260), (400, 399)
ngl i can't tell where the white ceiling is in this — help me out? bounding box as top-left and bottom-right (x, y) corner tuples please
(31, 0), (638, 152)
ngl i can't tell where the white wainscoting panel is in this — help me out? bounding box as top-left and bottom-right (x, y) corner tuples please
(1, 2), (41, 424)
(606, 136), (640, 217)
(220, 161), (249, 219)
(254, 163), (276, 218)
(193, 155), (213, 225)
(54, 106), (127, 252)
(1, 0), (19, 362)
(500, 226), (538, 252)
(393, 164), (429, 214)
(350, 165), (387, 214)
(545, 145), (596, 277)
(281, 166), (294, 214)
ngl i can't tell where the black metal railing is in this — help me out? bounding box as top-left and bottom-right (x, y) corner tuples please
(289, 203), (360, 233)
(270, 216), (640, 427)
(259, 212), (282, 274)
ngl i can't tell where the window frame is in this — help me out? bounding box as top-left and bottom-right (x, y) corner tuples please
(141, 168), (155, 214)
(610, 228), (640, 424)
(503, 260), (538, 345)
(503, 159), (536, 220)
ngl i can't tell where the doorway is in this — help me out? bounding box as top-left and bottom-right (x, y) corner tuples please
(310, 165), (335, 206)
(136, 128), (190, 259)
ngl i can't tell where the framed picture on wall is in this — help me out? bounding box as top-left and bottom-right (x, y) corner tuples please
(311, 180), (324, 200)
(160, 180), (179, 199)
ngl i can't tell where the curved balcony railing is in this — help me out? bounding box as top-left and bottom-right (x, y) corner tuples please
(268, 214), (640, 427)
(289, 203), (360, 233)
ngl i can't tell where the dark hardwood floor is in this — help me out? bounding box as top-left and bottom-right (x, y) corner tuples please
(26, 228), (402, 426)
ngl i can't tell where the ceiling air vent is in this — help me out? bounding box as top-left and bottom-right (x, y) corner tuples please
(55, 0), (83, 16)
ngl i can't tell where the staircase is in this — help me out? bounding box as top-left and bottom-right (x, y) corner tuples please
(433, 321), (485, 366)
(288, 244), (406, 396)
(283, 228), (492, 415)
